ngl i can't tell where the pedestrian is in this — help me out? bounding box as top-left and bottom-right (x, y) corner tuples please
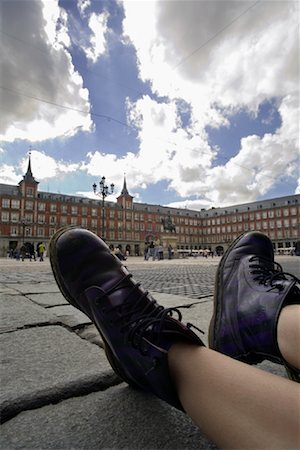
(49, 228), (300, 450)
(20, 244), (26, 261)
(38, 242), (46, 261)
(167, 244), (173, 259)
(114, 245), (126, 261)
(28, 243), (36, 261)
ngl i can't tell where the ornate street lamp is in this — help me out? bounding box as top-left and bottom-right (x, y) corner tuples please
(93, 176), (114, 240)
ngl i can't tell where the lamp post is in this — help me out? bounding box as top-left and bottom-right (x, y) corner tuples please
(21, 219), (27, 244)
(93, 176), (114, 240)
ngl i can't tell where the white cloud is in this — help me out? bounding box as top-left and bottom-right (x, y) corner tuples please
(121, 0), (299, 206)
(0, 164), (22, 185)
(26, 150), (81, 179)
(78, 0), (91, 17)
(0, 0), (93, 142)
(83, 11), (109, 63)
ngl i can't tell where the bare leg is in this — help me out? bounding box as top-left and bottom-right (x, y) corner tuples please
(169, 345), (300, 449)
(278, 305), (300, 370)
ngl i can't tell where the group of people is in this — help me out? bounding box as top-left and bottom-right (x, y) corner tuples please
(144, 241), (174, 260)
(8, 242), (46, 261)
(108, 244), (127, 261)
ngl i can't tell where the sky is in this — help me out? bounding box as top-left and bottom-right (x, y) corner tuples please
(0, 0), (299, 210)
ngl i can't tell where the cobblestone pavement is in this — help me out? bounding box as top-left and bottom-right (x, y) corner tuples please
(0, 255), (298, 300)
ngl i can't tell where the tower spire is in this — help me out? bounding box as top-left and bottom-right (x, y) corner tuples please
(21, 150), (38, 184)
(121, 173), (129, 196)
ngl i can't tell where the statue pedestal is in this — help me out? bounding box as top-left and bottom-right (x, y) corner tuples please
(161, 234), (178, 258)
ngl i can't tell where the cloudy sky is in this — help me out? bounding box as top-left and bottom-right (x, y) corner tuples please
(0, 0), (299, 210)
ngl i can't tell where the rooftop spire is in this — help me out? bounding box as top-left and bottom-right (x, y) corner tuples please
(22, 150), (38, 184)
(120, 174), (130, 196)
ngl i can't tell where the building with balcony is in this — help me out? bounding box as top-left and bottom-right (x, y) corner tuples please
(0, 155), (299, 256)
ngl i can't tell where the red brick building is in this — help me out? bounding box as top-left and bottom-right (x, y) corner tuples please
(0, 155), (299, 256)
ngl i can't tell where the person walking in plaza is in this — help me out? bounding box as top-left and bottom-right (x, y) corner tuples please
(49, 227), (300, 450)
(38, 242), (46, 261)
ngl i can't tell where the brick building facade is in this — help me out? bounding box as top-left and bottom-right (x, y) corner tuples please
(0, 156), (299, 257)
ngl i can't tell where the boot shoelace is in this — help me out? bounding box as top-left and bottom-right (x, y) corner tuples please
(249, 255), (300, 291)
(94, 273), (203, 355)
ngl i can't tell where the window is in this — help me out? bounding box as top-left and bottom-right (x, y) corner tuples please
(81, 217), (87, 227)
(71, 217), (77, 225)
(11, 199), (20, 209)
(38, 214), (45, 224)
(49, 228), (56, 237)
(10, 226), (18, 236)
(276, 220), (282, 228)
(61, 205), (68, 214)
(91, 219), (97, 228)
(290, 207), (297, 215)
(50, 204), (57, 213)
(263, 221), (268, 229)
(50, 216), (56, 224)
(126, 212), (131, 220)
(276, 210), (281, 217)
(38, 202), (46, 211)
(60, 216), (67, 226)
(126, 201), (132, 209)
(11, 212), (19, 222)
(71, 206), (78, 215)
(284, 219), (289, 228)
(26, 187), (34, 197)
(262, 211), (267, 219)
(82, 207), (87, 216)
(25, 201), (33, 210)
(91, 208), (97, 217)
(1, 211), (9, 222)
(140, 214), (144, 221)
(283, 209), (289, 216)
(2, 198), (9, 208)
(110, 210), (115, 219)
(24, 213), (33, 223)
(37, 228), (44, 237)
(256, 212), (261, 220)
(268, 211), (274, 218)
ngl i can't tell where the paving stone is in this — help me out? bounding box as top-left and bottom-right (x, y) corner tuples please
(0, 384), (217, 449)
(0, 294), (57, 333)
(77, 324), (104, 347)
(26, 292), (68, 307)
(49, 305), (92, 328)
(3, 282), (59, 294)
(0, 326), (121, 422)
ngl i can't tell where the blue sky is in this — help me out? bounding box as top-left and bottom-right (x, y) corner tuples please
(0, 0), (299, 210)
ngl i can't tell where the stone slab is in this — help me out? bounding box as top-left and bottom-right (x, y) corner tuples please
(77, 324), (104, 347)
(0, 384), (217, 449)
(26, 292), (68, 307)
(49, 305), (92, 328)
(0, 294), (57, 333)
(0, 326), (120, 422)
(4, 283), (59, 294)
